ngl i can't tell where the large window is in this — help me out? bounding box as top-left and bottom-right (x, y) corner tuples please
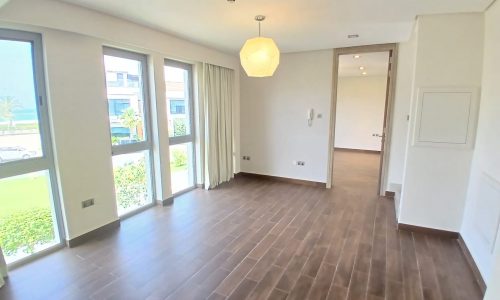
(104, 48), (154, 216)
(165, 60), (196, 194)
(0, 29), (63, 265)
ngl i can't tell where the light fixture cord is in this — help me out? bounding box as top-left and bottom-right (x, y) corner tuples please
(258, 21), (261, 37)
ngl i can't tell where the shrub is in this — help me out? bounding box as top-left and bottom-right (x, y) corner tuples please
(111, 135), (120, 145)
(172, 148), (187, 167)
(0, 208), (55, 256)
(173, 119), (187, 136)
(114, 158), (147, 209)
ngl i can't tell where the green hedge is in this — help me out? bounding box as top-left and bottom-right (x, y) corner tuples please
(172, 148), (187, 167)
(114, 158), (147, 209)
(0, 208), (55, 256)
(173, 119), (187, 136)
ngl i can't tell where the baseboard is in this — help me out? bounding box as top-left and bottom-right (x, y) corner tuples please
(334, 147), (381, 154)
(157, 196), (174, 206)
(385, 191), (395, 197)
(457, 234), (487, 295)
(397, 223), (459, 239)
(236, 172), (326, 188)
(66, 219), (120, 248)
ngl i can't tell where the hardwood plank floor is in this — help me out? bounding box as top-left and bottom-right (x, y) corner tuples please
(0, 151), (482, 300)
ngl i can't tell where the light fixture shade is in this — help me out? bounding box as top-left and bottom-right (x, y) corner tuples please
(240, 37), (280, 77)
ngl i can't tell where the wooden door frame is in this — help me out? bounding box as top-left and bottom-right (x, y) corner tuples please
(326, 43), (399, 196)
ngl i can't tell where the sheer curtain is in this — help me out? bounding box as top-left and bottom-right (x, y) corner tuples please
(0, 246), (6, 288)
(202, 63), (234, 189)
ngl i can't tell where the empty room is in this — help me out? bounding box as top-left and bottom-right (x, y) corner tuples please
(0, 0), (499, 299)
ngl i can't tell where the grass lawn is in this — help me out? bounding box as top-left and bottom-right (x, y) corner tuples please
(0, 175), (51, 218)
(1, 165), (187, 219)
(0, 122), (39, 131)
(170, 164), (188, 173)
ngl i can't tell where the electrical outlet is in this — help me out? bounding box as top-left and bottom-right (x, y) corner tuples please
(242, 156), (251, 161)
(82, 198), (95, 208)
(297, 161), (305, 166)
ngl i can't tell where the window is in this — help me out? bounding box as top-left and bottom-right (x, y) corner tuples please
(0, 29), (63, 265)
(108, 99), (130, 117)
(165, 59), (196, 194)
(104, 48), (155, 216)
(169, 99), (186, 115)
(165, 63), (192, 138)
(127, 74), (139, 88)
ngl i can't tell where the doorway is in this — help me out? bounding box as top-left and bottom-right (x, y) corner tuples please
(326, 44), (398, 195)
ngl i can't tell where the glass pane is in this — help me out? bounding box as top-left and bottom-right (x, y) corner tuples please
(170, 142), (195, 194)
(165, 66), (191, 138)
(0, 170), (59, 264)
(104, 55), (147, 146)
(0, 40), (43, 164)
(112, 151), (152, 216)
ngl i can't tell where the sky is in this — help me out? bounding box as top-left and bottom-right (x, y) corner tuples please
(0, 40), (37, 121)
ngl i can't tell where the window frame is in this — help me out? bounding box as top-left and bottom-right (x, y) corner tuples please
(0, 28), (65, 266)
(103, 46), (156, 217)
(165, 59), (197, 195)
(103, 47), (154, 156)
(165, 59), (196, 145)
(0, 30), (54, 178)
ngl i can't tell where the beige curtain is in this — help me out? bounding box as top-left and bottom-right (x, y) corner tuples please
(0, 246), (6, 288)
(203, 63), (234, 189)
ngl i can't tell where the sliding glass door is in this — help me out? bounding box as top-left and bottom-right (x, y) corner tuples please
(0, 29), (62, 264)
(164, 60), (196, 194)
(103, 48), (154, 216)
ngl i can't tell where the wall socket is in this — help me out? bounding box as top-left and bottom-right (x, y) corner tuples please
(293, 161), (305, 166)
(82, 198), (95, 208)
(242, 156), (251, 160)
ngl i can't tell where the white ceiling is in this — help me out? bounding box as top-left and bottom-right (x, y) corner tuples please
(60, 0), (493, 54)
(339, 52), (389, 77)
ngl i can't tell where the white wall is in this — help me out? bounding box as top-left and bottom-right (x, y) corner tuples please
(486, 250), (500, 300)
(240, 50), (333, 183)
(385, 25), (417, 192)
(0, 0), (240, 239)
(462, 0), (500, 286)
(334, 75), (387, 151)
(398, 13), (484, 232)
(42, 31), (119, 240)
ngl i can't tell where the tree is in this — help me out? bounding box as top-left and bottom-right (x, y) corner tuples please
(120, 107), (140, 140)
(0, 96), (21, 130)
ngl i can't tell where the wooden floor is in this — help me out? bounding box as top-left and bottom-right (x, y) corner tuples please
(0, 151), (482, 300)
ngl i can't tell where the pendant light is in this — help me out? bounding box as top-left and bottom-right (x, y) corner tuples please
(239, 15), (280, 77)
